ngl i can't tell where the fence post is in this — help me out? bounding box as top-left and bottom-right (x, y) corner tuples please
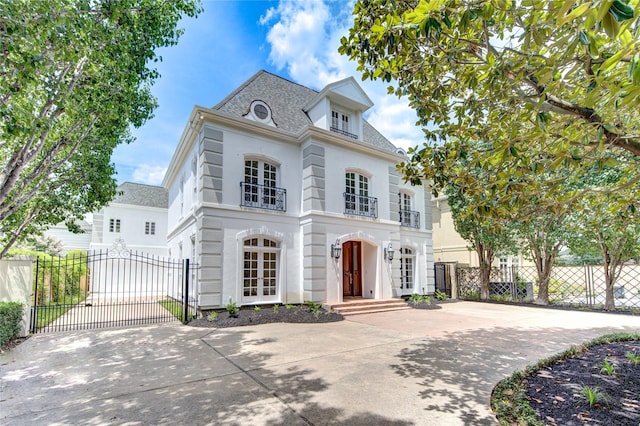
(31, 257), (40, 333)
(182, 258), (190, 324)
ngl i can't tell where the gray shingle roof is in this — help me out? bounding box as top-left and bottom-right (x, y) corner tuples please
(113, 182), (168, 208)
(214, 70), (398, 153)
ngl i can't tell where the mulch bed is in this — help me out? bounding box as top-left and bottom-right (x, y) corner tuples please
(405, 299), (446, 310)
(0, 336), (29, 353)
(188, 305), (343, 328)
(526, 341), (640, 425)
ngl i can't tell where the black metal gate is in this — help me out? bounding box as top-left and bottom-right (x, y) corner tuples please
(30, 242), (198, 333)
(435, 263), (452, 297)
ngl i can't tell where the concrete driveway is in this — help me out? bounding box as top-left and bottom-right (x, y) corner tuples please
(2, 301), (640, 425)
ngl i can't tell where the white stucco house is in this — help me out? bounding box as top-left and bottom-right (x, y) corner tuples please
(163, 71), (435, 309)
(89, 182), (169, 256)
(44, 182), (169, 257)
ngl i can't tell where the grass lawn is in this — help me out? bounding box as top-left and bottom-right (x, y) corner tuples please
(159, 298), (190, 322)
(33, 293), (88, 330)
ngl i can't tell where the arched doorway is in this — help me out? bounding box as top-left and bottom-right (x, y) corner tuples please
(342, 241), (362, 297)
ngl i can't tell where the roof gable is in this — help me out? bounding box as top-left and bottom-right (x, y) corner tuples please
(113, 182), (168, 209)
(303, 76), (374, 112)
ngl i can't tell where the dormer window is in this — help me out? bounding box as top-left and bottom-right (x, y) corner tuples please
(331, 109), (357, 139)
(245, 100), (276, 127)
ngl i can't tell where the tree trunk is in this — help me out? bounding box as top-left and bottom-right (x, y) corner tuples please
(534, 252), (557, 305)
(480, 265), (491, 300)
(601, 245), (615, 311)
(536, 275), (550, 305)
(476, 243), (493, 301)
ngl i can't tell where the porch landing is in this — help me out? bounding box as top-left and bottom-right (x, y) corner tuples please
(327, 298), (410, 316)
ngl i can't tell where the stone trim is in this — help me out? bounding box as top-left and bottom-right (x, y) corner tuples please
(302, 144), (325, 212)
(199, 126), (223, 205)
(388, 166), (400, 223)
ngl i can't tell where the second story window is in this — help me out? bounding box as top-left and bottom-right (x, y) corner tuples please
(241, 159), (286, 211)
(399, 192), (420, 228)
(331, 109), (357, 139)
(109, 219), (121, 233)
(145, 221), (156, 235)
(344, 172), (377, 218)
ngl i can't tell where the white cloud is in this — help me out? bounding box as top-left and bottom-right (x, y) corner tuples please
(261, 0), (352, 87)
(132, 165), (167, 186)
(262, 0), (426, 149)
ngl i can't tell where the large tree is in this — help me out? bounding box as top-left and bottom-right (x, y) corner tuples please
(428, 139), (519, 300)
(0, 0), (200, 258)
(340, 0), (640, 203)
(567, 165), (640, 310)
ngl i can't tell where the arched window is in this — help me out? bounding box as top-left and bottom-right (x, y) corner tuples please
(242, 237), (280, 302)
(399, 191), (419, 228)
(242, 159), (285, 211)
(400, 247), (415, 290)
(345, 171), (377, 217)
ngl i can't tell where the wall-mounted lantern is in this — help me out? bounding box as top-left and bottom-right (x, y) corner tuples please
(331, 239), (342, 259)
(384, 243), (394, 261)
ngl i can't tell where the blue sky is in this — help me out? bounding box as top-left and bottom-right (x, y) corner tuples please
(113, 0), (424, 185)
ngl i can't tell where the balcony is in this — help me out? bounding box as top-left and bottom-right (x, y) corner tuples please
(330, 126), (358, 140)
(399, 209), (420, 229)
(240, 182), (286, 212)
(344, 193), (378, 218)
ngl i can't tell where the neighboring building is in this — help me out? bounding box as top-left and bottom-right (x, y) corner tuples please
(90, 182), (169, 256)
(432, 195), (527, 268)
(43, 183), (168, 256)
(163, 70), (435, 309)
(44, 220), (93, 254)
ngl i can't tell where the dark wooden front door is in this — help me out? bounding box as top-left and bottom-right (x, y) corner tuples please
(342, 241), (362, 297)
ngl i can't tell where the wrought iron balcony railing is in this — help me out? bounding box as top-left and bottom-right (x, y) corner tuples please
(240, 182), (286, 212)
(344, 193), (378, 218)
(399, 209), (420, 228)
(330, 126), (358, 139)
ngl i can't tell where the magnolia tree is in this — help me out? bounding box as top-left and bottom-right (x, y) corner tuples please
(0, 0), (200, 258)
(340, 0), (640, 208)
(446, 184), (518, 300)
(567, 165), (640, 310)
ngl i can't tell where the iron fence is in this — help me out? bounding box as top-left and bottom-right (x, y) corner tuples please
(457, 264), (640, 311)
(31, 244), (199, 333)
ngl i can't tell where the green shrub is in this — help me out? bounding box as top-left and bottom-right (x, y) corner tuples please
(434, 289), (448, 300)
(0, 302), (23, 347)
(408, 294), (432, 305)
(305, 300), (322, 317)
(225, 302), (239, 317)
(460, 289), (481, 300)
(579, 385), (609, 407)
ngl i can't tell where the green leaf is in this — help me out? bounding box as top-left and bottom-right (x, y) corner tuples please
(557, 2), (592, 26)
(537, 112), (549, 131)
(600, 46), (631, 72)
(578, 30), (590, 45)
(609, 0), (635, 22)
(602, 13), (621, 38)
(630, 53), (640, 85)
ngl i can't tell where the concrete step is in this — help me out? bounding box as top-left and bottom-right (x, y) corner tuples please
(328, 299), (410, 316)
(334, 306), (411, 316)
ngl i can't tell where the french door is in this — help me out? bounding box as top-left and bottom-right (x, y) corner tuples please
(243, 237), (279, 303)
